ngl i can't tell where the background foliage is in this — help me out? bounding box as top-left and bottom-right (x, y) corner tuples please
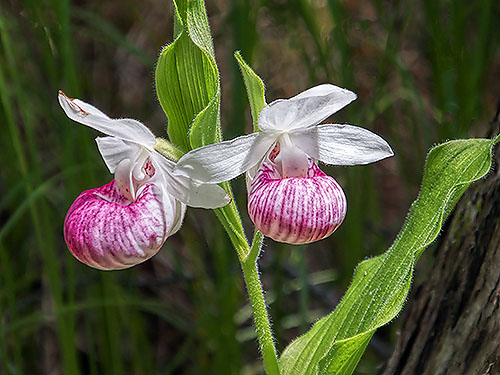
(0, 0), (498, 374)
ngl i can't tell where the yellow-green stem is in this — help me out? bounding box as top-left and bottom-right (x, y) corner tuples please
(154, 137), (186, 161)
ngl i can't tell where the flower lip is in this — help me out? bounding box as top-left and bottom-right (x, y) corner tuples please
(64, 180), (180, 270)
(248, 158), (347, 244)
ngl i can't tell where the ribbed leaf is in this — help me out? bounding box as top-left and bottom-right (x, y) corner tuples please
(234, 51), (266, 132)
(155, 0), (248, 257)
(155, 0), (220, 151)
(279, 136), (499, 375)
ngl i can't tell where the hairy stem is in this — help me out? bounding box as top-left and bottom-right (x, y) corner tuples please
(215, 215), (279, 374)
(241, 232), (280, 375)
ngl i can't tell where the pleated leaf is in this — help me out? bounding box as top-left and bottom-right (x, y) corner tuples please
(155, 0), (220, 151)
(279, 136), (499, 375)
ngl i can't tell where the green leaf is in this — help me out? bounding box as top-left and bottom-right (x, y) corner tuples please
(155, 0), (220, 151)
(318, 330), (374, 375)
(279, 136), (499, 375)
(234, 51), (266, 132)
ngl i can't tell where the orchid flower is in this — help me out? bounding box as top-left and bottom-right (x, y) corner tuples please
(172, 84), (393, 244)
(59, 91), (230, 270)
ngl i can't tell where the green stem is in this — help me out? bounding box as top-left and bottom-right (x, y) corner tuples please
(153, 137), (186, 161)
(156, 138), (278, 371)
(241, 233), (280, 375)
(214, 212), (279, 374)
(153, 95), (277, 373)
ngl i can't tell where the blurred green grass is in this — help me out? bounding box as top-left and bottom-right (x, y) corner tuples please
(0, 0), (498, 374)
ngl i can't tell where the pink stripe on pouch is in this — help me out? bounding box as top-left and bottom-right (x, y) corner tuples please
(248, 159), (346, 244)
(64, 180), (172, 270)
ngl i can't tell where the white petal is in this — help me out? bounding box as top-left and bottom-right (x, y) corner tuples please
(151, 183), (186, 237)
(258, 84), (357, 131)
(169, 199), (187, 235)
(152, 153), (230, 209)
(290, 124), (394, 165)
(168, 175), (231, 208)
(173, 132), (276, 184)
(96, 137), (140, 173)
(58, 91), (156, 147)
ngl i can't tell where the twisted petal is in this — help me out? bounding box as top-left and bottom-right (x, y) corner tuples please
(258, 84), (357, 132)
(58, 91), (156, 147)
(64, 180), (182, 270)
(248, 159), (347, 244)
(173, 132), (276, 184)
(290, 124), (394, 165)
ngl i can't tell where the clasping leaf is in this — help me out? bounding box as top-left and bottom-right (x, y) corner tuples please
(279, 136), (499, 375)
(155, 0), (221, 151)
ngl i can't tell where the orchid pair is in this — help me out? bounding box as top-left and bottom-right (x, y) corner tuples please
(60, 84), (392, 270)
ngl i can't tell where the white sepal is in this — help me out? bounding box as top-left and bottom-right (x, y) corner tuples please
(290, 124), (394, 166)
(173, 132), (276, 184)
(58, 91), (156, 147)
(258, 84), (357, 132)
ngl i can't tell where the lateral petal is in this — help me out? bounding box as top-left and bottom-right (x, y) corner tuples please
(258, 84), (357, 131)
(290, 124), (394, 165)
(58, 91), (156, 147)
(173, 132), (276, 184)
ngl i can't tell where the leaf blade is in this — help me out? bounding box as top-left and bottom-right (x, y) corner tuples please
(234, 51), (266, 132)
(155, 0), (220, 151)
(279, 137), (498, 375)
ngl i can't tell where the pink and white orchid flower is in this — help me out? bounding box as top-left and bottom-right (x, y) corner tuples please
(59, 91), (230, 270)
(172, 84), (393, 244)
